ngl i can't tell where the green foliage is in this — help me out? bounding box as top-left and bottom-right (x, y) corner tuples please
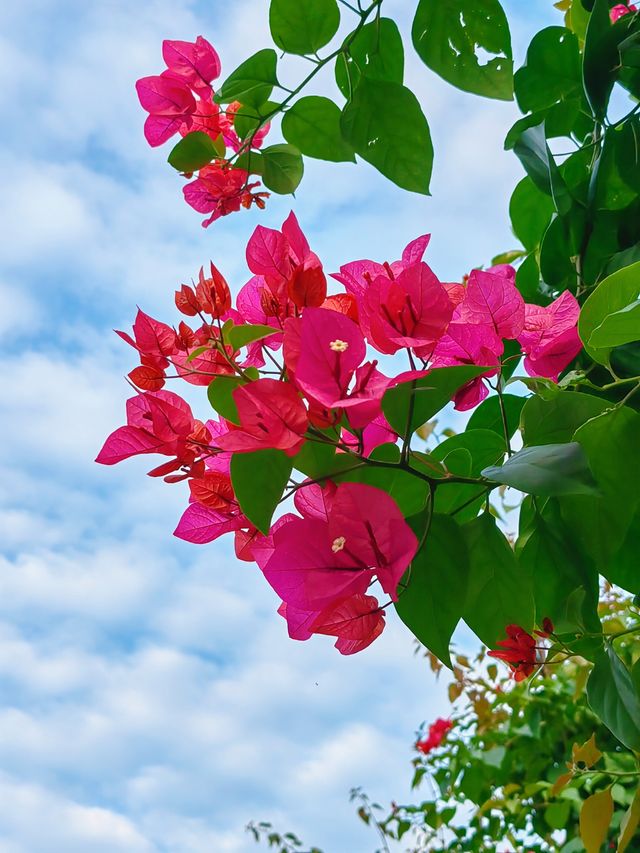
(260, 144), (304, 194)
(269, 0), (340, 56)
(231, 449), (292, 534)
(395, 515), (468, 668)
(412, 0), (513, 100)
(167, 131), (224, 171)
(282, 96), (355, 162)
(340, 77), (433, 194)
(214, 49), (279, 106)
(335, 17), (404, 97)
(382, 365), (491, 435)
(482, 442), (598, 497)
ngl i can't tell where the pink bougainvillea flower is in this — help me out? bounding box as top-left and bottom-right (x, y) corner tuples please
(611, 3), (637, 21)
(183, 162), (269, 227)
(431, 322), (503, 411)
(258, 482), (418, 612)
(135, 75), (196, 147)
(278, 593), (385, 654)
(292, 307), (366, 404)
(518, 291), (582, 381)
(179, 97), (223, 141)
(455, 267), (525, 339)
(162, 36), (221, 98)
(96, 391), (206, 477)
(362, 262), (453, 356)
(340, 414), (397, 457)
(173, 500), (247, 544)
(216, 378), (308, 455)
(416, 718), (454, 755)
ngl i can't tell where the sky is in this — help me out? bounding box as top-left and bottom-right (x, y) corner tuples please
(0, 1), (556, 851)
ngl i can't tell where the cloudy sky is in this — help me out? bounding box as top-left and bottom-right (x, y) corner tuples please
(0, 1), (556, 850)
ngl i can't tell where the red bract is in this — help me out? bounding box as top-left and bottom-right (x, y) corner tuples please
(431, 322), (503, 411)
(416, 718), (453, 755)
(220, 101), (271, 152)
(183, 162), (269, 227)
(116, 308), (178, 373)
(217, 378), (308, 456)
(257, 482), (418, 612)
(488, 624), (540, 682)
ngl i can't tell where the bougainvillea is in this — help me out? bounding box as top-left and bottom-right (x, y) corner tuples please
(102, 0), (640, 847)
(98, 214), (586, 655)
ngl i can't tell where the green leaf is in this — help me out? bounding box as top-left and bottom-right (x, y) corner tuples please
(482, 442), (598, 497)
(226, 323), (279, 350)
(430, 429), (505, 519)
(517, 502), (600, 632)
(340, 77), (433, 195)
(261, 143), (304, 194)
(412, 0), (513, 100)
(512, 122), (572, 213)
(335, 18), (404, 98)
(515, 252), (543, 302)
(269, 0), (340, 56)
(234, 150), (264, 175)
(606, 509), (640, 594)
(395, 515), (469, 668)
(233, 101), (279, 140)
(515, 26), (582, 114)
(520, 391), (607, 446)
(462, 513), (534, 648)
(589, 299), (640, 349)
(207, 376), (244, 424)
(337, 444), (429, 517)
(382, 365), (492, 436)
(579, 261), (640, 364)
(582, 0), (620, 119)
(291, 434), (356, 480)
(281, 96), (355, 162)
(215, 49), (279, 107)
(231, 449), (292, 534)
(467, 394), (525, 442)
(167, 131), (222, 172)
(593, 124), (639, 211)
(587, 645), (640, 751)
(560, 407), (640, 571)
(509, 176), (555, 252)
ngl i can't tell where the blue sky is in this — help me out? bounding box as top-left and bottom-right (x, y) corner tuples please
(0, 1), (556, 850)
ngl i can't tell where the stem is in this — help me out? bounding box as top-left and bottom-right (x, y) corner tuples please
(228, 0), (383, 166)
(496, 382), (512, 457)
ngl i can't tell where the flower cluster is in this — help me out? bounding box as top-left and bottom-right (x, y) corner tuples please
(136, 36), (269, 226)
(98, 214), (581, 654)
(416, 718), (454, 755)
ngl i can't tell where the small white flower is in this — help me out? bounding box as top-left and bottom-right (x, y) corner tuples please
(329, 339), (349, 352)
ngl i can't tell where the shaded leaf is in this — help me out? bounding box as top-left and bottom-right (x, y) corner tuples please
(231, 448), (292, 534)
(215, 49), (279, 107)
(482, 442), (598, 497)
(282, 96), (355, 162)
(587, 645), (640, 751)
(269, 0), (340, 56)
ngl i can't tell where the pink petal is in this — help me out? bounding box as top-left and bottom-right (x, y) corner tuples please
(173, 503), (244, 544)
(135, 75), (195, 115)
(246, 225), (291, 279)
(401, 234), (431, 266)
(95, 425), (164, 465)
(457, 268), (525, 339)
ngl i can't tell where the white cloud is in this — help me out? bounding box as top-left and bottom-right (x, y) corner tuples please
(0, 0), (558, 849)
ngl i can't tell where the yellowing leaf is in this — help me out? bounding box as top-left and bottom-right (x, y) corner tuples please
(618, 787), (640, 853)
(580, 789), (613, 853)
(572, 733), (602, 769)
(551, 771), (574, 797)
(448, 682), (463, 703)
(416, 420), (437, 441)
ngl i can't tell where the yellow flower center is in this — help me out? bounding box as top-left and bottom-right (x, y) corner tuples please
(329, 339), (349, 352)
(332, 536), (346, 553)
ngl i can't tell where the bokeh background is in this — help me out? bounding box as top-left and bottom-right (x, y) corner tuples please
(0, 1), (555, 850)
